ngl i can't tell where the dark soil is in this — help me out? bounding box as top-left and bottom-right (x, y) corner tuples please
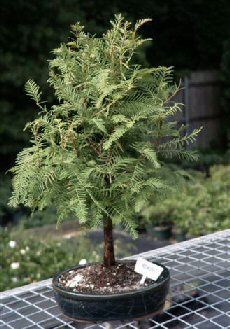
(59, 262), (154, 294)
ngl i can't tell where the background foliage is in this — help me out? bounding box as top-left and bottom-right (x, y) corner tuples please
(0, 225), (136, 291)
(0, 228), (94, 291)
(1, 0), (230, 172)
(141, 165), (230, 236)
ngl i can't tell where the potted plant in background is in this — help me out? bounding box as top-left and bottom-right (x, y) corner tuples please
(140, 167), (190, 241)
(8, 15), (201, 322)
(141, 200), (174, 240)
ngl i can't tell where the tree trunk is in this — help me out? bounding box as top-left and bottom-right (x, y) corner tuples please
(103, 217), (115, 267)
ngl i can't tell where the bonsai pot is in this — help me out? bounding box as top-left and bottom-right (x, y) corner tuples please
(172, 227), (186, 242)
(147, 225), (172, 240)
(136, 224), (147, 234)
(52, 260), (170, 322)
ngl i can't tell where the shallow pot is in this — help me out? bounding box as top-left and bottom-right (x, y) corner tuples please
(147, 225), (172, 240)
(52, 260), (170, 322)
(172, 228), (186, 242)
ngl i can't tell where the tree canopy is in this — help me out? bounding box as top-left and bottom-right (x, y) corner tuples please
(9, 15), (201, 238)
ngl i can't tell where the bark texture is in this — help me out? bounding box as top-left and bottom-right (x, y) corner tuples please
(103, 218), (115, 267)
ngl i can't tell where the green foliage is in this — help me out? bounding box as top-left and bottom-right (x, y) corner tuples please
(9, 15), (200, 238)
(25, 80), (44, 110)
(0, 227), (98, 291)
(20, 207), (61, 229)
(0, 225), (136, 291)
(0, 172), (66, 228)
(142, 165), (230, 236)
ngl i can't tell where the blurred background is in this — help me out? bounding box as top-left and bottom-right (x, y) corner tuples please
(0, 0), (230, 291)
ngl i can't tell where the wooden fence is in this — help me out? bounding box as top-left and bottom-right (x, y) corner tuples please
(173, 70), (222, 149)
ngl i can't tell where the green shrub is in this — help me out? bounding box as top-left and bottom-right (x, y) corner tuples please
(141, 165), (230, 237)
(0, 223), (135, 291)
(0, 227), (98, 291)
(0, 173), (66, 228)
(184, 165), (230, 236)
(20, 207), (63, 229)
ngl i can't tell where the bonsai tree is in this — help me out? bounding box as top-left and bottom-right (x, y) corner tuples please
(9, 15), (201, 267)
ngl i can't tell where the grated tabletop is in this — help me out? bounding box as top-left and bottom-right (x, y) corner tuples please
(1, 230), (229, 329)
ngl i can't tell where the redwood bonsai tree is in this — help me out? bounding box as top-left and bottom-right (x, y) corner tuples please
(9, 15), (201, 267)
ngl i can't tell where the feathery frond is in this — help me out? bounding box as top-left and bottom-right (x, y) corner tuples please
(25, 80), (43, 109)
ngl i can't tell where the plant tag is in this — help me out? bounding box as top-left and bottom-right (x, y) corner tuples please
(140, 275), (146, 285)
(135, 257), (163, 282)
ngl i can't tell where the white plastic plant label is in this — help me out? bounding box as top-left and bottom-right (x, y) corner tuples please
(135, 257), (163, 283)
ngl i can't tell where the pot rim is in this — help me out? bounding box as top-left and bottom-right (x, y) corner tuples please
(52, 259), (170, 300)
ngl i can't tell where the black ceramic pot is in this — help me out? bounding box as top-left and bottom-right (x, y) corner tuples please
(172, 228), (186, 242)
(52, 260), (170, 322)
(147, 225), (172, 240)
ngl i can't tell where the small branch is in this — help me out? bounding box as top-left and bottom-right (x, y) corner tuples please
(86, 138), (103, 156)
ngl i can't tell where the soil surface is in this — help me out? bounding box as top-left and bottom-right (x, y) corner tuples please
(58, 262), (154, 294)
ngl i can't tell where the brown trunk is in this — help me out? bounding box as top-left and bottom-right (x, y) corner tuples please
(103, 218), (115, 267)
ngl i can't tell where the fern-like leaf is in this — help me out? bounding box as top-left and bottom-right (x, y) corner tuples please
(25, 80), (43, 109)
(132, 143), (160, 168)
(103, 125), (128, 150)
